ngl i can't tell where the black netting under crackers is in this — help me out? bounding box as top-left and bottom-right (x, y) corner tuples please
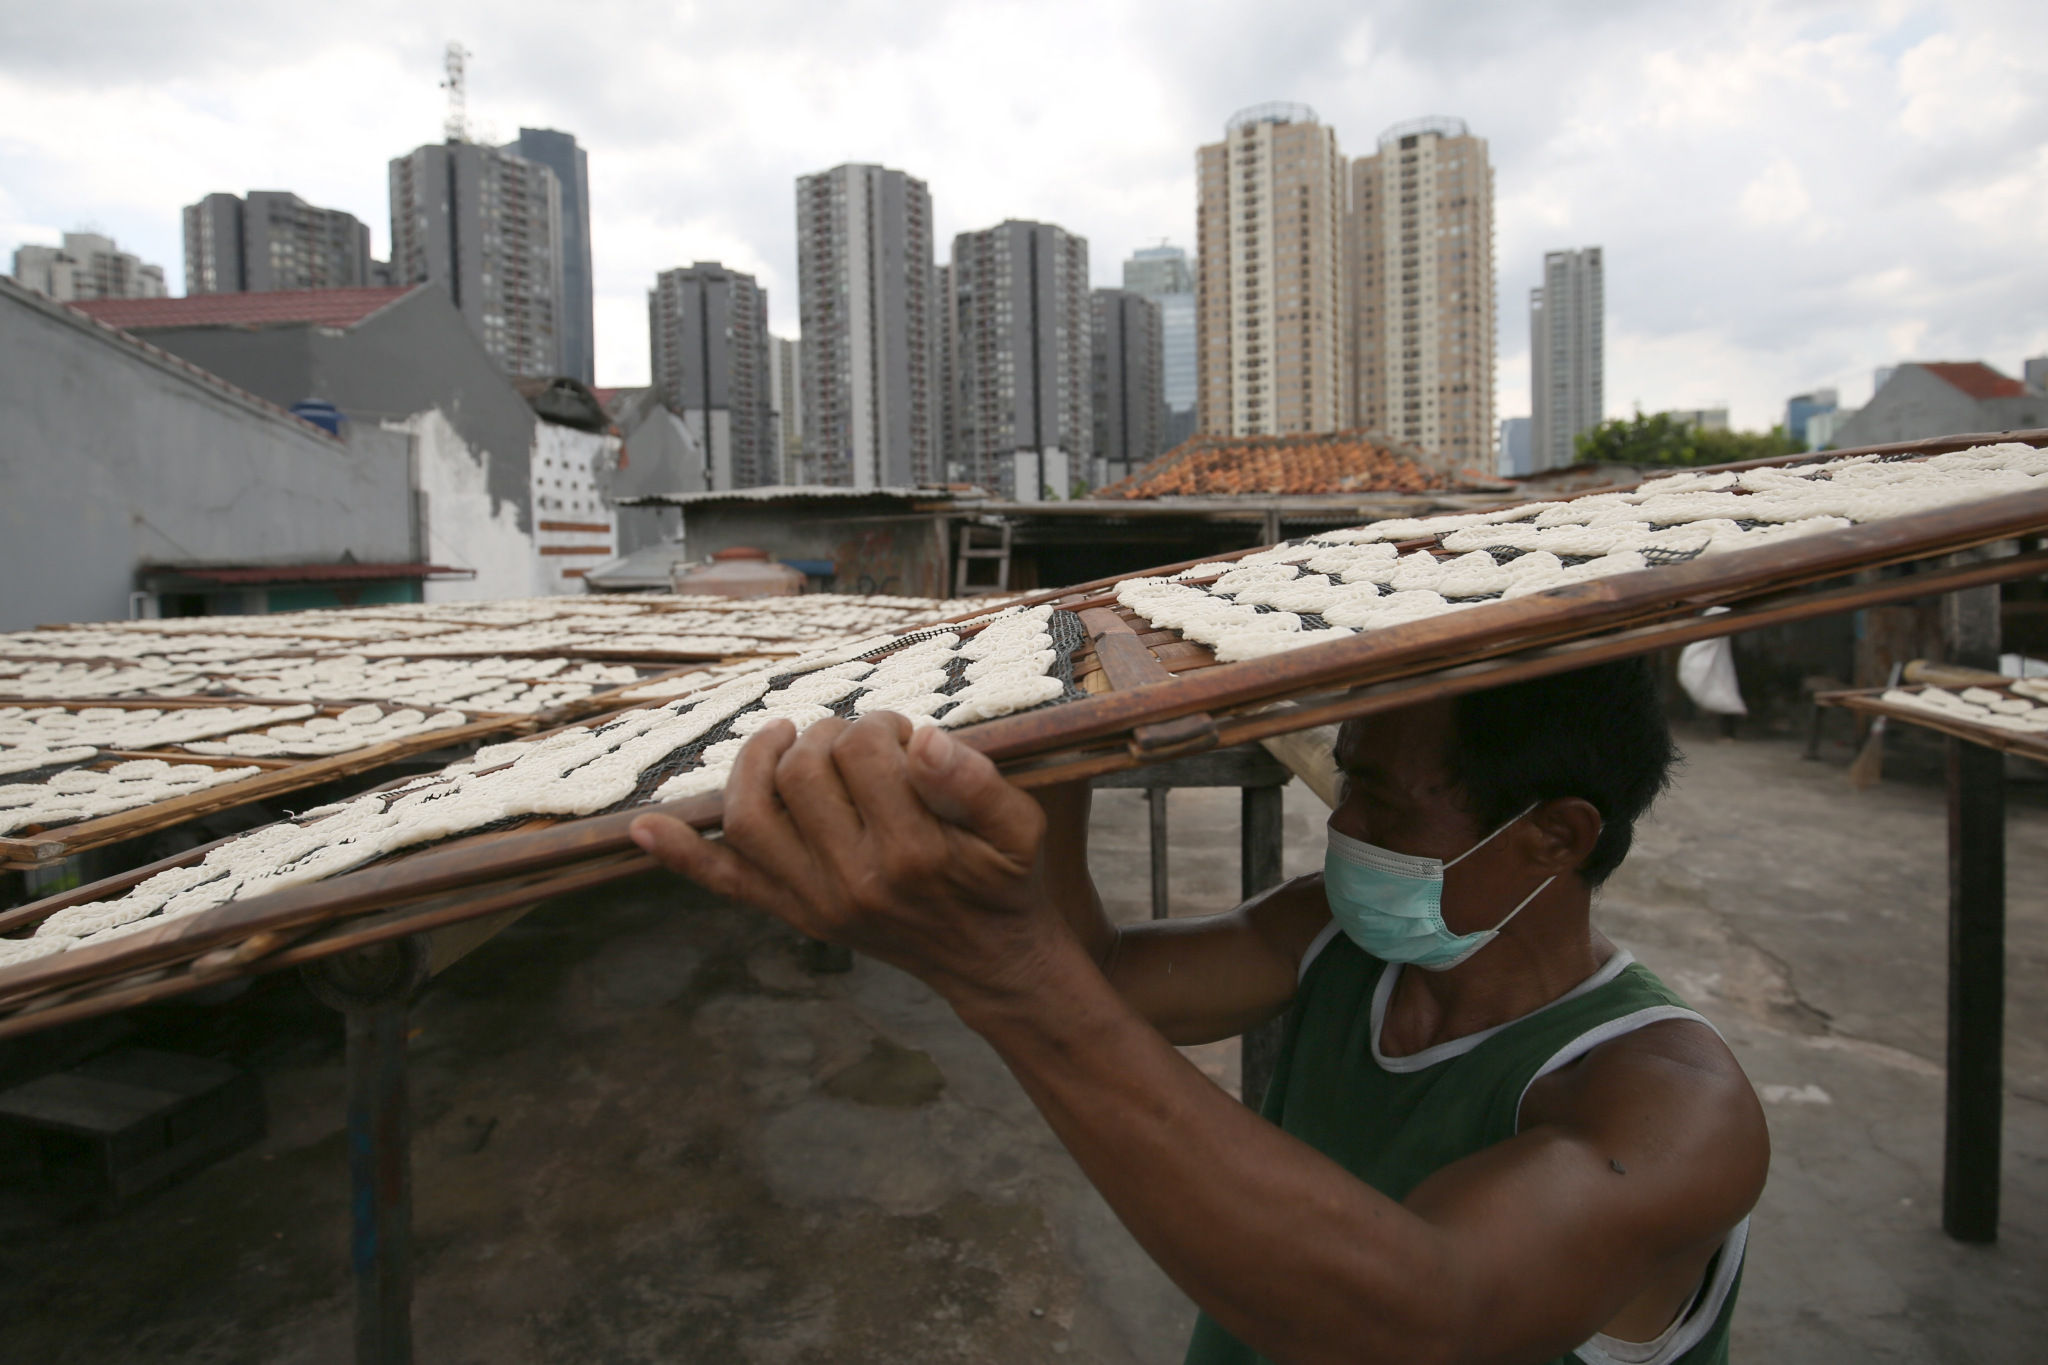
(1642, 545), (1707, 566)
(0, 754), (106, 789)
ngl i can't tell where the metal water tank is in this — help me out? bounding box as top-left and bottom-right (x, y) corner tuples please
(670, 547), (807, 598)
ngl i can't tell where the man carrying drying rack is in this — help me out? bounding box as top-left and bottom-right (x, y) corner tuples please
(630, 657), (1767, 1365)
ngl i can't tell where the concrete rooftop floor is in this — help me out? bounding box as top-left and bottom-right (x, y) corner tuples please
(0, 722), (2041, 1362)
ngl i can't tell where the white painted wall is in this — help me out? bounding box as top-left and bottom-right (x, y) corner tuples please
(391, 411), (534, 604)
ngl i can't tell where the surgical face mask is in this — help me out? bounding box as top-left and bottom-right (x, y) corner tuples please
(1323, 805), (1555, 971)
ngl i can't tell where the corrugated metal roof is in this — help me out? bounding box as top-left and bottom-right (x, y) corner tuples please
(147, 562), (473, 585)
(616, 485), (973, 508)
(71, 286), (418, 332)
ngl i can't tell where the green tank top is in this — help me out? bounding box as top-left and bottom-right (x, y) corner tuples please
(1184, 929), (1746, 1365)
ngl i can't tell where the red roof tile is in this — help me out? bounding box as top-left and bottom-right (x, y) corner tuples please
(1920, 362), (2025, 400)
(1094, 430), (1459, 499)
(71, 286), (417, 332)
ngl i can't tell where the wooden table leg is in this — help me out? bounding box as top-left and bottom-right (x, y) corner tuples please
(1943, 736), (2005, 1243)
(1148, 787), (1169, 921)
(1240, 785), (1286, 1110)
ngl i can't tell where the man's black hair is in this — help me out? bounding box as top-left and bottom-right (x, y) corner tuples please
(1444, 657), (1676, 886)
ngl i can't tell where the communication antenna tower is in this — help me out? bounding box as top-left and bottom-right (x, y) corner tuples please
(441, 42), (470, 142)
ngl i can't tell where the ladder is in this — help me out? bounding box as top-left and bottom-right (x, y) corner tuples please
(953, 520), (1012, 596)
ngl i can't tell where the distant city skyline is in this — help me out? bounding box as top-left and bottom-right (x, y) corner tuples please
(3, 3), (2043, 429)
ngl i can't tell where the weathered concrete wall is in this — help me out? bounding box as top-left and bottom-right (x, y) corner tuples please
(133, 290), (538, 539)
(393, 411), (533, 605)
(531, 422), (618, 595)
(0, 280), (412, 631)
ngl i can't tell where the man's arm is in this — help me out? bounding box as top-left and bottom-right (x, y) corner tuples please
(1033, 780), (1331, 1045)
(628, 717), (1766, 1364)
(967, 958), (1765, 1365)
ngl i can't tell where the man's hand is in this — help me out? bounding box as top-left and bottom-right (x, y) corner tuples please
(628, 713), (1072, 1007)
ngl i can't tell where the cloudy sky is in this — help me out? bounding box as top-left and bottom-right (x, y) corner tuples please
(4, 0), (2043, 431)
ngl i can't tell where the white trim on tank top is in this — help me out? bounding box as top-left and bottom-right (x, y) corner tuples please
(1366, 950), (1637, 1074)
(1510, 1004), (1749, 1365)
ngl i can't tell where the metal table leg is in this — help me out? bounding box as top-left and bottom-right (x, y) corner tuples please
(304, 938), (430, 1365)
(1239, 785), (1286, 1110)
(1940, 576), (2003, 1243)
(1944, 737), (2004, 1243)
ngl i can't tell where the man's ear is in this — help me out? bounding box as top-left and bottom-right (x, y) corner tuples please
(1524, 797), (1602, 878)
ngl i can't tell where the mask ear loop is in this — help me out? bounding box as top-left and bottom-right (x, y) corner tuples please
(1485, 873), (1555, 936)
(1443, 801), (1542, 869)
(1450, 803), (1609, 936)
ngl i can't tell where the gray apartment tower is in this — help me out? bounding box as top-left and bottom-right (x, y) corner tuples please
(935, 261), (959, 479)
(1091, 289), (1165, 486)
(1530, 246), (1604, 471)
(795, 163), (937, 488)
(183, 192), (374, 295)
(12, 232), (166, 302)
(768, 335), (805, 483)
(389, 141), (565, 380)
(950, 220), (1092, 497)
(504, 129), (594, 384)
(1121, 245), (1196, 452)
(649, 263), (776, 490)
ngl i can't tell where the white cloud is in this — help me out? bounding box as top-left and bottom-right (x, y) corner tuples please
(3, 0), (2045, 419)
(1738, 159), (1814, 229)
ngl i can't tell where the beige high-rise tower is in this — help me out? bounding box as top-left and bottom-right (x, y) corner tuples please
(1195, 103), (1348, 438)
(1349, 116), (1495, 470)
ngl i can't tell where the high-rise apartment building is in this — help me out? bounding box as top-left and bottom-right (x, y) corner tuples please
(1123, 244), (1197, 451)
(768, 335), (806, 482)
(934, 261), (959, 478)
(1529, 246), (1603, 471)
(182, 192), (374, 295)
(950, 220), (1092, 498)
(11, 232), (166, 302)
(389, 141), (565, 379)
(1349, 116), (1496, 470)
(795, 163), (937, 488)
(504, 129), (594, 384)
(1195, 104), (1349, 439)
(1092, 288), (1166, 485)
(649, 263), (776, 490)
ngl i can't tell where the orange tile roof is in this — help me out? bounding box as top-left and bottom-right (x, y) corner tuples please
(1094, 431), (1458, 499)
(71, 286), (417, 332)
(1919, 362), (2025, 400)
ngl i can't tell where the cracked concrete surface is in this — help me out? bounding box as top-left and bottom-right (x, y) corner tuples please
(0, 726), (2039, 1361)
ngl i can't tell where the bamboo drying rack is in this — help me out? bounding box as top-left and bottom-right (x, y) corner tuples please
(0, 665), (718, 872)
(0, 428), (2044, 1037)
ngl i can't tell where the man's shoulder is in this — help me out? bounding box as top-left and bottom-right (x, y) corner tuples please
(1524, 1008), (1766, 1168)
(1243, 871), (1333, 977)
